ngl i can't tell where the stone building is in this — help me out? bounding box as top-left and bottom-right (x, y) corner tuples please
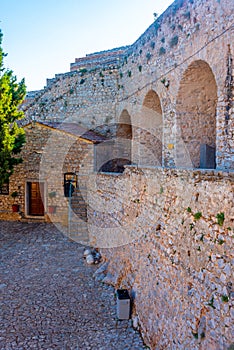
(0, 0), (233, 348)
(0, 121), (104, 239)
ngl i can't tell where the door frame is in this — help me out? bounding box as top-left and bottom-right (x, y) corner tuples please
(25, 180), (46, 217)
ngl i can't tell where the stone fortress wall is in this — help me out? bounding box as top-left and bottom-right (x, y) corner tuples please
(16, 0), (234, 348)
(23, 0), (234, 170)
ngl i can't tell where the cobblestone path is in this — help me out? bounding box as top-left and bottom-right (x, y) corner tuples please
(0, 222), (146, 350)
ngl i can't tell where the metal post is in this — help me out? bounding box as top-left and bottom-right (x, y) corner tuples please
(68, 174), (75, 237)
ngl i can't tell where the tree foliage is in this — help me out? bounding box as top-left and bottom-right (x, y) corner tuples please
(0, 29), (26, 187)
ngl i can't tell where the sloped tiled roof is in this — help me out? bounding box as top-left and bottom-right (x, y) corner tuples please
(28, 121), (107, 144)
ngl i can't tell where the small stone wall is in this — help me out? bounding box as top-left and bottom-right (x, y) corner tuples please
(87, 166), (234, 349)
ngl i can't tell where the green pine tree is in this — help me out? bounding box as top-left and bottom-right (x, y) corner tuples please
(0, 29), (26, 187)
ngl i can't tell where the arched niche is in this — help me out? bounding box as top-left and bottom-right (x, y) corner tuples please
(143, 90), (162, 115)
(115, 109), (132, 169)
(176, 60), (217, 169)
(117, 109), (132, 140)
(97, 110), (132, 173)
(139, 90), (163, 166)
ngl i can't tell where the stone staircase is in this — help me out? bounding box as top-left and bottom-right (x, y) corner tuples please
(68, 184), (90, 245)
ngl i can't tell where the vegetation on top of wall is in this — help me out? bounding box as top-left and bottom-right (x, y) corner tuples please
(216, 212), (225, 226)
(153, 12), (158, 21)
(159, 47), (166, 55)
(170, 35), (179, 47)
(194, 212), (202, 220)
(79, 68), (87, 76)
(195, 23), (200, 31)
(146, 52), (152, 61)
(150, 41), (155, 50)
(178, 24), (183, 31)
(183, 11), (191, 19)
(207, 295), (216, 309)
(171, 24), (176, 31)
(161, 77), (170, 87)
(221, 295), (229, 302)
(192, 332), (199, 339)
(154, 21), (161, 35)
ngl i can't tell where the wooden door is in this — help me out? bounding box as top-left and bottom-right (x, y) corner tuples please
(29, 182), (44, 216)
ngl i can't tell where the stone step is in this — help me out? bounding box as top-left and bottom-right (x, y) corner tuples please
(21, 217), (46, 223)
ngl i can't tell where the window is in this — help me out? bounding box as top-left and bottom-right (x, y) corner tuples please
(0, 182), (9, 195)
(64, 173), (77, 197)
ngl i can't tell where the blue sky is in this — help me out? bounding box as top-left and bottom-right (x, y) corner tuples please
(1, 0), (173, 91)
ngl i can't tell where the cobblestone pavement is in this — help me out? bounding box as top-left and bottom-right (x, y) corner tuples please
(0, 222), (146, 350)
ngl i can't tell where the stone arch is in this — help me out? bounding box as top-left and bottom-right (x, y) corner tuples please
(98, 110), (132, 173)
(115, 109), (132, 166)
(138, 90), (163, 166)
(143, 90), (162, 115)
(176, 60), (217, 168)
(117, 109), (132, 140)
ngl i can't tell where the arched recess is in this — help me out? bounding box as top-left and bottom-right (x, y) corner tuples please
(140, 90), (163, 166)
(117, 109), (132, 140)
(98, 109), (132, 173)
(115, 109), (132, 168)
(176, 60), (217, 168)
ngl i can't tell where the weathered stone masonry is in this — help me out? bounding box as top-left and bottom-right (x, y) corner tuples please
(87, 167), (234, 349)
(0, 0), (233, 348)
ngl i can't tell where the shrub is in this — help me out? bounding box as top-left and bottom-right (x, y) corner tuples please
(150, 41), (155, 49)
(146, 52), (152, 61)
(159, 47), (166, 55)
(170, 35), (179, 47)
(216, 212), (225, 226)
(194, 212), (202, 220)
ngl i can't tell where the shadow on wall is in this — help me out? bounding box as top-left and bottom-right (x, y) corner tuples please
(99, 158), (131, 173)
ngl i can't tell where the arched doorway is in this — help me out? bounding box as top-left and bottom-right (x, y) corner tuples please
(176, 60), (217, 168)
